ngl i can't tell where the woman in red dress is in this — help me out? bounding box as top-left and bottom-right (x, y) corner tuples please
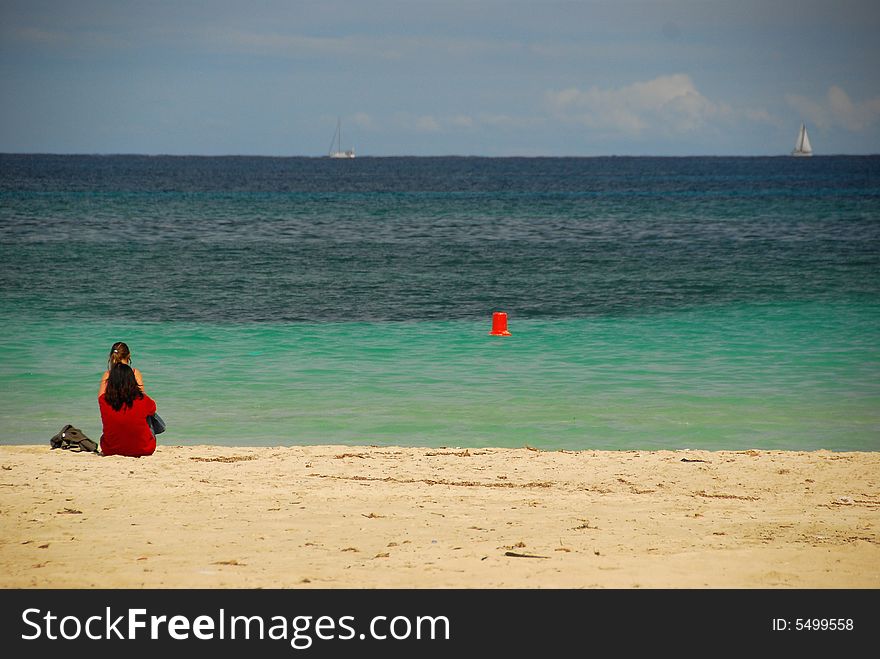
(98, 363), (157, 457)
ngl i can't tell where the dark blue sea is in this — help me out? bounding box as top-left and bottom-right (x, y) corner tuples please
(1, 154), (878, 450)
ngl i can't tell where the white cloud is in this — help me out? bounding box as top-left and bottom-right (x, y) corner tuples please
(352, 112), (374, 129)
(546, 74), (733, 137)
(744, 108), (779, 125)
(784, 93), (829, 129)
(786, 86), (880, 132)
(480, 114), (542, 129)
(828, 86), (880, 131)
(415, 115), (441, 132)
(401, 113), (541, 133)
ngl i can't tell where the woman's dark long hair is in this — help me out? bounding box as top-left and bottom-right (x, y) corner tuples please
(104, 363), (144, 411)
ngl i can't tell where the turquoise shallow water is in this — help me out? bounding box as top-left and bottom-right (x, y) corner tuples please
(1, 155), (878, 450)
(1, 301), (877, 450)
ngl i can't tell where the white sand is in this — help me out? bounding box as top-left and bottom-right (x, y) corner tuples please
(1, 445), (878, 588)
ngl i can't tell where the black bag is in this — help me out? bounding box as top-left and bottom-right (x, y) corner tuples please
(50, 424), (98, 453)
(147, 413), (166, 435)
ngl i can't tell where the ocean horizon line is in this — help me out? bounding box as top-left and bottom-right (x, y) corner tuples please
(2, 152), (878, 159)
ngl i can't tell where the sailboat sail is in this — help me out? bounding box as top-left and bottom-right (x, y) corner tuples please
(792, 122), (812, 156)
(328, 118), (355, 159)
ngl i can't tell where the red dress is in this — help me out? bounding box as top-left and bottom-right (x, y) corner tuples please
(98, 393), (157, 457)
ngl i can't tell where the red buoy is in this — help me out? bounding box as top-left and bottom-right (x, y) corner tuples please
(489, 311), (511, 336)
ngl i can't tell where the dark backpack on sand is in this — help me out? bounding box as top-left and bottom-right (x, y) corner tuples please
(50, 425), (98, 453)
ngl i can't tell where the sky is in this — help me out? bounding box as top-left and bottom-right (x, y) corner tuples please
(1, 0), (879, 156)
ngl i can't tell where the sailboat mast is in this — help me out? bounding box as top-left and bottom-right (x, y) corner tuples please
(327, 115), (355, 158)
(328, 119), (338, 156)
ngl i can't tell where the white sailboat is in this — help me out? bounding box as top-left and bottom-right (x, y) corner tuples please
(792, 122), (813, 157)
(328, 117), (355, 159)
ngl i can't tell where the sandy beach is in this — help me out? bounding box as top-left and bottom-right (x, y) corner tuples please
(0, 444), (877, 588)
